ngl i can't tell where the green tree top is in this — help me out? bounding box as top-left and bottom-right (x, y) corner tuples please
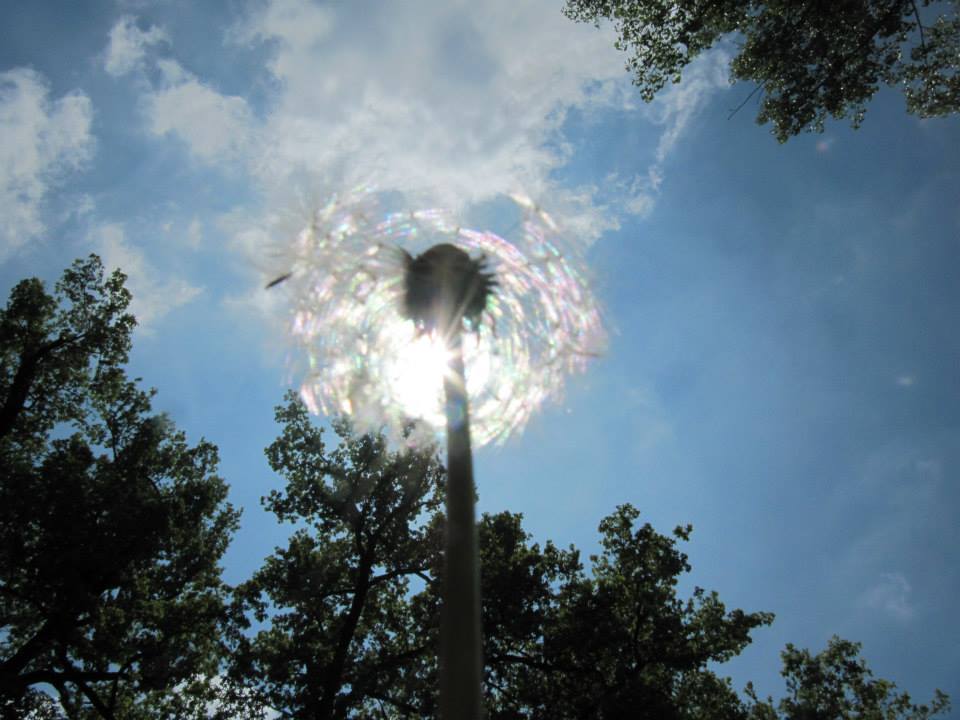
(1, 256), (133, 452)
(230, 397), (776, 718)
(746, 636), (951, 719)
(564, 0), (960, 141)
(229, 398), (950, 719)
(1, 256), (240, 719)
(230, 395), (446, 718)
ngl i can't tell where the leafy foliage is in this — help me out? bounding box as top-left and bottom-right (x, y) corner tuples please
(746, 637), (952, 719)
(229, 395), (446, 718)
(232, 399), (950, 719)
(475, 506), (773, 719)
(1, 259), (949, 720)
(563, 0), (960, 141)
(0, 256), (240, 719)
(232, 398), (775, 718)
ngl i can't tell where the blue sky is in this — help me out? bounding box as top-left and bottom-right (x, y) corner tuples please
(2, 0), (958, 713)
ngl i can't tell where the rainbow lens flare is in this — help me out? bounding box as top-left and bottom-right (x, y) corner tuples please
(275, 188), (605, 447)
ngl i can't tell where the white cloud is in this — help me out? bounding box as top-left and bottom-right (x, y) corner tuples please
(229, 0), (653, 242)
(91, 222), (203, 332)
(216, 208), (288, 316)
(896, 374), (916, 387)
(620, 50), (730, 218)
(144, 59), (254, 163)
(0, 68), (93, 260)
(104, 15), (168, 77)
(862, 572), (914, 620)
(236, 0), (334, 66)
(153, 0), (739, 357)
(647, 52), (729, 165)
(109, 0), (730, 245)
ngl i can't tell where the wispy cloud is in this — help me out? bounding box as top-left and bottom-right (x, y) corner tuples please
(186, 217), (203, 249)
(861, 572), (914, 620)
(107, 1), (733, 254)
(623, 384), (674, 454)
(91, 222), (203, 333)
(113, 1), (731, 246)
(0, 68), (93, 260)
(835, 438), (956, 625)
(618, 50), (730, 218)
(230, 0), (635, 233)
(103, 16), (254, 163)
(104, 15), (168, 77)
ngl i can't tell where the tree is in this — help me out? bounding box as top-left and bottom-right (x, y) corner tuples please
(563, 0), (960, 141)
(233, 401), (951, 718)
(231, 397), (775, 718)
(0, 256), (240, 719)
(229, 395), (446, 718)
(746, 636), (951, 720)
(474, 505), (773, 719)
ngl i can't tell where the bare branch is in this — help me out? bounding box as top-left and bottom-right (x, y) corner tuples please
(911, 0), (928, 54)
(728, 83), (764, 120)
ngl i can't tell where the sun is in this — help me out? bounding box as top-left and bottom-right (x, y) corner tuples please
(379, 319), (450, 427)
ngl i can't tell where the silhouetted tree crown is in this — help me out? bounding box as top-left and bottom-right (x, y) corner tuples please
(228, 395), (949, 719)
(1, 259), (949, 719)
(0, 256), (241, 719)
(229, 397), (447, 718)
(564, 0), (960, 141)
(746, 637), (951, 720)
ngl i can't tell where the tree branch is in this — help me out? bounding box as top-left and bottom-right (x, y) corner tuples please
(414, 570), (436, 588)
(486, 652), (570, 674)
(370, 643), (430, 670)
(365, 691), (422, 716)
(17, 669), (129, 687)
(74, 677), (117, 720)
(317, 556), (375, 717)
(369, 565), (429, 586)
(911, 0), (927, 54)
(0, 620), (57, 676)
(728, 83), (764, 120)
(0, 333), (82, 440)
(50, 677), (79, 719)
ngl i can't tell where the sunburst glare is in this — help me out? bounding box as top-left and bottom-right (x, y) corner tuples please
(272, 187), (605, 446)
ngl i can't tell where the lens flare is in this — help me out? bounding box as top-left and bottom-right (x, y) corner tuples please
(275, 187), (605, 446)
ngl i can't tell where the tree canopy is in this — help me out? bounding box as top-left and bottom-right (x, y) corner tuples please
(0, 256), (240, 719)
(231, 394), (776, 718)
(229, 398), (446, 718)
(229, 394), (950, 719)
(0, 259), (950, 719)
(746, 637), (951, 720)
(563, 0), (960, 141)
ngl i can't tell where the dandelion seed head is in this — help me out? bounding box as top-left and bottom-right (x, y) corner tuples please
(275, 187), (605, 447)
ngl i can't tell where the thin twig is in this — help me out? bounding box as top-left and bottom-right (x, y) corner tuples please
(911, 0), (928, 55)
(728, 83), (764, 120)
